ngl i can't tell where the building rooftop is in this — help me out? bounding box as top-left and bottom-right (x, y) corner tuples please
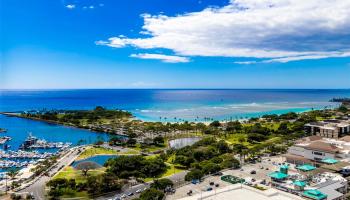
(303, 141), (339, 153)
(179, 185), (303, 200)
(303, 190), (327, 200)
(296, 164), (316, 171)
(293, 180), (306, 187)
(268, 171), (288, 179)
(321, 158), (339, 164)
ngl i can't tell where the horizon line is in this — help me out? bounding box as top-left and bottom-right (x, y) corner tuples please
(1, 88), (350, 90)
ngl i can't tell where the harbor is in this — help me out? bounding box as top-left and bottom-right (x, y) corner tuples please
(0, 133), (71, 170)
(19, 133), (71, 150)
(0, 136), (11, 144)
(0, 114), (109, 173)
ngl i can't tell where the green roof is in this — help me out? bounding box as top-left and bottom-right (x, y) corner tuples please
(321, 158), (339, 164)
(280, 165), (289, 169)
(268, 171), (288, 179)
(293, 180), (306, 187)
(296, 164), (316, 171)
(303, 190), (327, 200)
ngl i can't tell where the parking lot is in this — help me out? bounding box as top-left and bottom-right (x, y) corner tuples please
(167, 156), (287, 200)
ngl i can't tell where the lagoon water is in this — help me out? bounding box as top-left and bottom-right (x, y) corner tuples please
(1, 89), (349, 121)
(0, 114), (111, 152)
(169, 137), (202, 149)
(71, 155), (118, 168)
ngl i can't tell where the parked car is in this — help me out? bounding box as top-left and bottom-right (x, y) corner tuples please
(207, 187), (213, 191)
(120, 194), (126, 198)
(136, 189), (142, 193)
(187, 190), (193, 196)
(127, 192), (134, 196)
(209, 182), (215, 186)
(215, 184), (219, 187)
(214, 172), (223, 176)
(250, 170), (256, 174)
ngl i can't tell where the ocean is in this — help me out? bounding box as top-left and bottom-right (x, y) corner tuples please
(0, 89), (349, 170)
(1, 89), (349, 121)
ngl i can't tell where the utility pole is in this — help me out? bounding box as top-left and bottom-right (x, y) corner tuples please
(5, 172), (7, 194)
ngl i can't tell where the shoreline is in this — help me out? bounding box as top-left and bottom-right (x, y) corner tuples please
(0, 112), (128, 137)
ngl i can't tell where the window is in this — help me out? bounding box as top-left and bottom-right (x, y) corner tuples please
(312, 151), (324, 156)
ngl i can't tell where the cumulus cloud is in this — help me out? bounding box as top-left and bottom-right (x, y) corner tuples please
(130, 53), (190, 63)
(97, 0), (350, 63)
(66, 4), (76, 9)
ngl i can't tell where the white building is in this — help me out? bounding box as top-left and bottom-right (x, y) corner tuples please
(305, 120), (350, 139)
(285, 135), (350, 165)
(311, 172), (348, 200)
(179, 184), (303, 200)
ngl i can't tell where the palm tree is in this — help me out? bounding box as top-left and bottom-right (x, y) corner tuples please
(7, 169), (19, 180)
(232, 144), (248, 165)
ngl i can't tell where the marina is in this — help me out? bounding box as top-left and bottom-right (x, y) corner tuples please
(0, 136), (11, 144)
(19, 133), (72, 150)
(0, 114), (110, 172)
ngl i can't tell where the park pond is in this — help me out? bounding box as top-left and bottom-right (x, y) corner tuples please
(71, 155), (118, 168)
(168, 137), (202, 149)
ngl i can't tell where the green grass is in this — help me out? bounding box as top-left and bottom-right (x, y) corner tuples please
(53, 166), (105, 183)
(77, 146), (119, 160)
(144, 163), (184, 182)
(118, 149), (140, 155)
(262, 122), (281, 130)
(61, 191), (90, 199)
(222, 134), (253, 147)
(129, 143), (167, 153)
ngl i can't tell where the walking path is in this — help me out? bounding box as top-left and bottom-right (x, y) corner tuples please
(17, 147), (83, 200)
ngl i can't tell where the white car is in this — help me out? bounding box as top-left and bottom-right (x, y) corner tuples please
(136, 189), (142, 193)
(121, 194), (126, 198)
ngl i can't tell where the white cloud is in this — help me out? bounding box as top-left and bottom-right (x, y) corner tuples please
(234, 61), (258, 65)
(66, 4), (76, 9)
(89, 5), (94, 9)
(97, 0), (350, 63)
(130, 53), (190, 63)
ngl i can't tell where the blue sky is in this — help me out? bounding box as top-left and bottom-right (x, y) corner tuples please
(1, 0), (350, 89)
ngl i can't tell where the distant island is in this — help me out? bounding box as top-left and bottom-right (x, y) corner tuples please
(330, 97), (350, 103)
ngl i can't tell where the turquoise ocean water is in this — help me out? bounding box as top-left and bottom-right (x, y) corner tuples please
(0, 89), (349, 170)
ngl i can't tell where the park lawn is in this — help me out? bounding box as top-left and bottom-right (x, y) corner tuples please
(77, 146), (119, 160)
(262, 122), (281, 130)
(263, 136), (282, 144)
(53, 166), (106, 183)
(223, 134), (252, 147)
(129, 144), (167, 153)
(145, 154), (158, 160)
(162, 163), (184, 177)
(61, 191), (90, 199)
(117, 148), (140, 155)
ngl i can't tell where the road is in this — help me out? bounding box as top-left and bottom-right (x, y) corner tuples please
(18, 147), (82, 200)
(96, 171), (188, 200)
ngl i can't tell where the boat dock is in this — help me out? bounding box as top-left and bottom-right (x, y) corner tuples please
(0, 136), (12, 144)
(20, 133), (71, 150)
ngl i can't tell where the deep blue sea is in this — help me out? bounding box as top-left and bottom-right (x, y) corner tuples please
(0, 89), (349, 162)
(1, 89), (349, 121)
